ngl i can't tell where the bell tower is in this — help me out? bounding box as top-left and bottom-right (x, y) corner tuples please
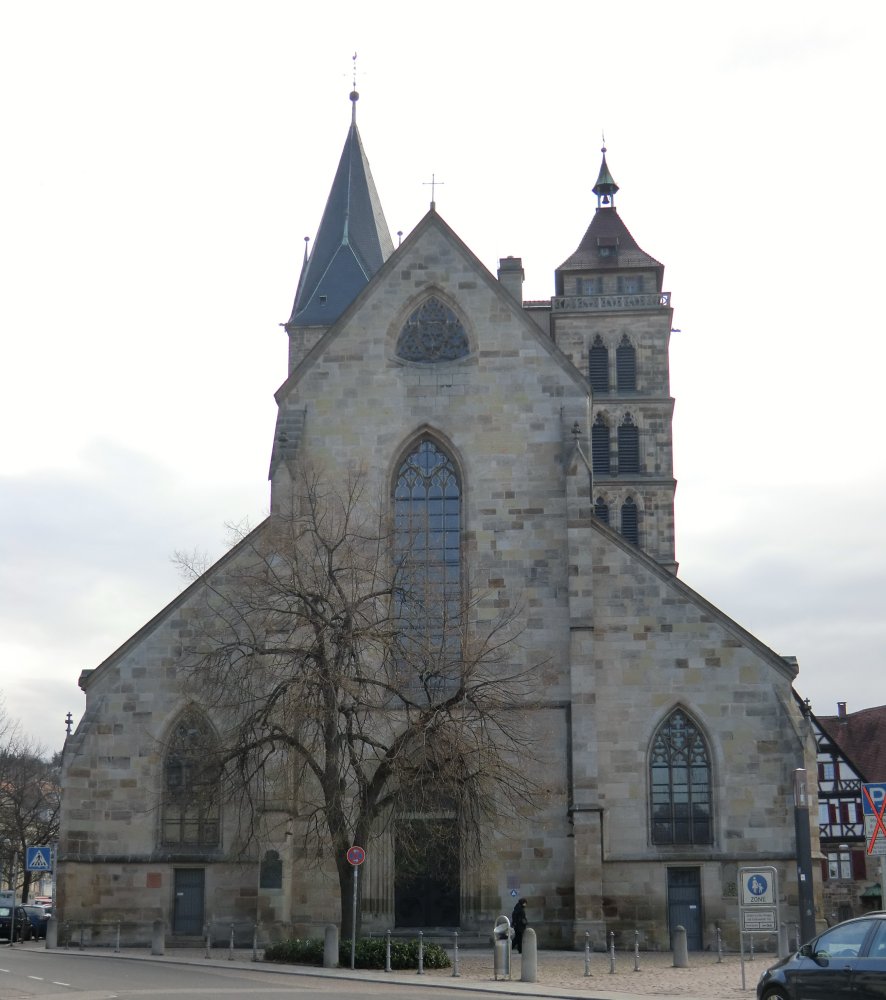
(552, 149), (677, 571)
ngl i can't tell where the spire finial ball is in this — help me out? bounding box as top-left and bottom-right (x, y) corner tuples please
(350, 90), (359, 103)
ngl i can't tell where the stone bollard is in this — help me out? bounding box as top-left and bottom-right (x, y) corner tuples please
(151, 920), (165, 956)
(520, 927), (538, 983)
(672, 925), (688, 968)
(323, 924), (339, 968)
(778, 921), (789, 958)
(46, 917), (58, 950)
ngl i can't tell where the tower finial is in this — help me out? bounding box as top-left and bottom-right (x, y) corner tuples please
(593, 143), (619, 208)
(349, 52), (359, 125)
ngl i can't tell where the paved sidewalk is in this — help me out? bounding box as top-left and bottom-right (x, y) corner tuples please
(16, 941), (774, 1000)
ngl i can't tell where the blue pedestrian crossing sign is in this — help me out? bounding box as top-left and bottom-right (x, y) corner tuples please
(26, 846), (52, 872)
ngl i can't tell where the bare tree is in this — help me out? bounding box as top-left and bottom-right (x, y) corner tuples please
(175, 462), (544, 937)
(0, 715), (61, 902)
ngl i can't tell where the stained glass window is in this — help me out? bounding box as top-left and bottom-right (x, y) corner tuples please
(650, 709), (712, 845)
(162, 711), (220, 847)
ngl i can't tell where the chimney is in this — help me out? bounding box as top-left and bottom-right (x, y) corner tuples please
(498, 256), (524, 304)
(837, 701), (847, 718)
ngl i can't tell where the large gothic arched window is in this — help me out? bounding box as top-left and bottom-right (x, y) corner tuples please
(650, 709), (713, 846)
(161, 710), (220, 847)
(393, 439), (461, 684)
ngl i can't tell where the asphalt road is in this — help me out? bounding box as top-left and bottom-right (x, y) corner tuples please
(1, 947), (501, 1000)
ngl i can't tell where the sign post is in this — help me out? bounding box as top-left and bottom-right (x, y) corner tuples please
(738, 867), (780, 991)
(346, 846), (365, 970)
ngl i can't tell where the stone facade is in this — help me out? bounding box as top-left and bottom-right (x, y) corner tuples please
(58, 115), (819, 952)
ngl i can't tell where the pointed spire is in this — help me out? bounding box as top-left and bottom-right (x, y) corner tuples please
(592, 146), (619, 208)
(285, 88), (394, 330)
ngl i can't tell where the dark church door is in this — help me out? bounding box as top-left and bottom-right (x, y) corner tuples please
(394, 819), (459, 927)
(172, 868), (205, 935)
(667, 867), (702, 950)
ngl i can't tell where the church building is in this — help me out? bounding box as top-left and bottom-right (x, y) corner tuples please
(58, 90), (817, 951)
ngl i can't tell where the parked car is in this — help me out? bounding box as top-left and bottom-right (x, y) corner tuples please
(0, 905), (34, 942)
(21, 904), (49, 939)
(757, 912), (886, 999)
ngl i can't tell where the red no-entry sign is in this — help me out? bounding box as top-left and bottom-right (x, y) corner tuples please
(347, 845), (366, 866)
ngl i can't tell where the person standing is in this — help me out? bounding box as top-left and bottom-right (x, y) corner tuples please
(511, 897), (528, 953)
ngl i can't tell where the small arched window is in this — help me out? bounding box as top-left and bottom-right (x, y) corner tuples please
(594, 497), (610, 524)
(650, 709), (713, 845)
(616, 335), (636, 391)
(618, 414), (639, 474)
(396, 297), (469, 363)
(162, 710), (220, 847)
(589, 336), (609, 393)
(592, 413), (610, 475)
(621, 497), (639, 545)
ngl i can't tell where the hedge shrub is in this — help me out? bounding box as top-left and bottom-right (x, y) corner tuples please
(264, 935), (451, 970)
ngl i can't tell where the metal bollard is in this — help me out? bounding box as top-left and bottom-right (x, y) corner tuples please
(204, 923), (211, 959)
(584, 930), (591, 976)
(79, 925), (84, 951)
(385, 929), (392, 973)
(452, 929), (460, 977)
(609, 931), (616, 973)
(417, 930), (424, 975)
(115, 921), (121, 954)
(228, 922), (234, 960)
(749, 935), (755, 961)
(634, 929), (640, 971)
(252, 922), (259, 962)
(717, 926), (723, 963)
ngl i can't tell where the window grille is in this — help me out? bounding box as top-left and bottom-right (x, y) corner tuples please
(650, 709), (713, 845)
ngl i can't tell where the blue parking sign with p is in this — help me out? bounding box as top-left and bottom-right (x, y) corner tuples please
(26, 846), (52, 871)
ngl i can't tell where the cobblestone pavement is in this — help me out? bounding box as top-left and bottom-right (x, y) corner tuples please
(17, 942), (777, 1000)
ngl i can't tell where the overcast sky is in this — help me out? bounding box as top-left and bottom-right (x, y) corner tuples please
(2, 1), (884, 752)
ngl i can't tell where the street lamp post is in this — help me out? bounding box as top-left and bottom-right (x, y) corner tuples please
(793, 769), (817, 943)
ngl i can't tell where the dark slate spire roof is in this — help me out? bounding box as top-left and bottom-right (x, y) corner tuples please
(557, 148), (662, 274)
(285, 91), (394, 329)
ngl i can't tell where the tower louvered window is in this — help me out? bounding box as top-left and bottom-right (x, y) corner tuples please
(617, 414), (639, 474)
(592, 414), (610, 475)
(594, 497), (609, 524)
(650, 709), (713, 845)
(589, 336), (609, 393)
(616, 335), (636, 391)
(621, 497), (639, 545)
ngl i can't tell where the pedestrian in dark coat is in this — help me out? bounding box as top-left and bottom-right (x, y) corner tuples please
(511, 897), (528, 953)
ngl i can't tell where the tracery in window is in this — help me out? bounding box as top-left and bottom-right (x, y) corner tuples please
(650, 709), (712, 846)
(162, 710), (220, 847)
(396, 297), (469, 363)
(393, 439), (462, 694)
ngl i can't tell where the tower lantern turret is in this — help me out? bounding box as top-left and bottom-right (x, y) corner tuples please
(592, 147), (619, 208)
